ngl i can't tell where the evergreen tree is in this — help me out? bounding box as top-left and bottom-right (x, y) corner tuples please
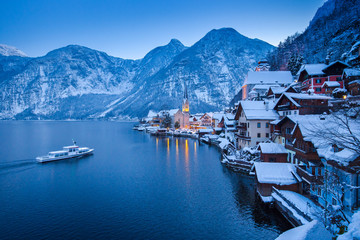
(287, 54), (304, 76)
(161, 113), (172, 128)
(174, 121), (180, 129)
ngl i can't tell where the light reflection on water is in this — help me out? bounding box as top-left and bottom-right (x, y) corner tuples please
(0, 121), (291, 240)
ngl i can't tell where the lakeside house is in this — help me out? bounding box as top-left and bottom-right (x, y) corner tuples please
(257, 142), (288, 163)
(253, 162), (302, 203)
(234, 100), (279, 149)
(269, 113), (360, 219)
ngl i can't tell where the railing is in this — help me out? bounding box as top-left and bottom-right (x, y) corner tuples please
(295, 166), (323, 184)
(272, 187), (313, 222)
(236, 123), (247, 130)
(235, 133), (251, 140)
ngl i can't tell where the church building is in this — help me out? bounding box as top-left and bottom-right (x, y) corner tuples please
(174, 85), (190, 129)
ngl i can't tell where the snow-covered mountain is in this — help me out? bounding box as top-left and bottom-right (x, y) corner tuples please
(0, 28), (274, 119)
(105, 28), (274, 117)
(268, 0), (360, 70)
(0, 44), (27, 57)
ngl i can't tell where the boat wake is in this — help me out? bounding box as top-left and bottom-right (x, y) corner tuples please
(0, 159), (36, 174)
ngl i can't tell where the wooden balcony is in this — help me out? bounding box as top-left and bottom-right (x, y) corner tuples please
(296, 166), (323, 185)
(237, 123), (247, 130)
(235, 133), (251, 140)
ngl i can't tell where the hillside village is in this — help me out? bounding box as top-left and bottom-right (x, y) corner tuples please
(135, 41), (360, 239)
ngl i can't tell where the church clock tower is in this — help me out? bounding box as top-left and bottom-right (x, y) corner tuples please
(181, 84), (190, 128)
(182, 84), (189, 113)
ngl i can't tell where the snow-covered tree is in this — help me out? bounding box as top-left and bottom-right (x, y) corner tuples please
(287, 53), (304, 76)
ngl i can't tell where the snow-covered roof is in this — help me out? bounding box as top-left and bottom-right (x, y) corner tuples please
(269, 86), (286, 94)
(349, 79), (360, 85)
(275, 92), (331, 108)
(298, 61), (350, 76)
(275, 220), (332, 240)
(254, 162), (301, 185)
(287, 114), (360, 166)
(322, 60), (350, 71)
(321, 81), (340, 88)
(168, 109), (181, 116)
(240, 101), (279, 120)
(244, 71), (293, 86)
(258, 142), (288, 154)
(253, 84), (280, 90)
(225, 113), (235, 120)
(147, 110), (158, 118)
(343, 68), (360, 77)
(297, 63), (327, 76)
(198, 129), (213, 133)
(208, 112), (224, 121)
(285, 92), (331, 100)
(218, 137), (230, 149)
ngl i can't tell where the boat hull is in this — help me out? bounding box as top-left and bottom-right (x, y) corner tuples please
(37, 149), (94, 163)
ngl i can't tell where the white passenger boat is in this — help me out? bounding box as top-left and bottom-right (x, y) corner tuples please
(36, 141), (94, 163)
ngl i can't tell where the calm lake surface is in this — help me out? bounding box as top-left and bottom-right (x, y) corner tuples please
(0, 121), (291, 240)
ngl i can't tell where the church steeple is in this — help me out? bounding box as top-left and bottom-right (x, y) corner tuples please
(182, 83), (189, 113)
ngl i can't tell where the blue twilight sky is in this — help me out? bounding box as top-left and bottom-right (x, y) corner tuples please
(0, 0), (326, 59)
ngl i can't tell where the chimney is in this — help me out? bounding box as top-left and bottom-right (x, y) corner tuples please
(264, 100), (269, 111)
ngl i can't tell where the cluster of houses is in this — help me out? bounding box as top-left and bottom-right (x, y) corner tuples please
(233, 58), (360, 232)
(140, 48), (360, 234)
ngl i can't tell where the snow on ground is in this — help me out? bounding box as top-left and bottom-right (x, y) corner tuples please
(278, 190), (321, 219)
(0, 44), (27, 57)
(337, 211), (360, 240)
(275, 220), (332, 240)
(218, 137), (230, 149)
(272, 191), (310, 225)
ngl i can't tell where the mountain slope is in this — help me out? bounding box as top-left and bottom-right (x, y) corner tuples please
(0, 28), (274, 119)
(268, 0), (360, 70)
(0, 44), (27, 57)
(0, 45), (139, 119)
(103, 28), (274, 117)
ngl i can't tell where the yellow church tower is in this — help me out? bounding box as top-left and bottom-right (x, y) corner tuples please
(182, 84), (189, 113)
(182, 84), (190, 128)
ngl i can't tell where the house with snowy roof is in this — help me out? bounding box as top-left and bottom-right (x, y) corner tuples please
(253, 162), (302, 203)
(250, 84), (280, 100)
(342, 68), (360, 85)
(348, 80), (360, 96)
(199, 113), (212, 127)
(241, 71), (293, 100)
(297, 61), (349, 94)
(273, 92), (331, 117)
(266, 85), (298, 100)
(278, 114), (360, 214)
(257, 142), (288, 163)
(234, 100), (279, 149)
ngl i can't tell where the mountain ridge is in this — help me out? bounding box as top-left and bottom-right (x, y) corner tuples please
(0, 28), (274, 119)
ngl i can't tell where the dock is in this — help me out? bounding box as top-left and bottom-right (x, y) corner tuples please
(272, 187), (321, 227)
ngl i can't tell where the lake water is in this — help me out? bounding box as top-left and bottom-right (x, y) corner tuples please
(0, 121), (291, 239)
